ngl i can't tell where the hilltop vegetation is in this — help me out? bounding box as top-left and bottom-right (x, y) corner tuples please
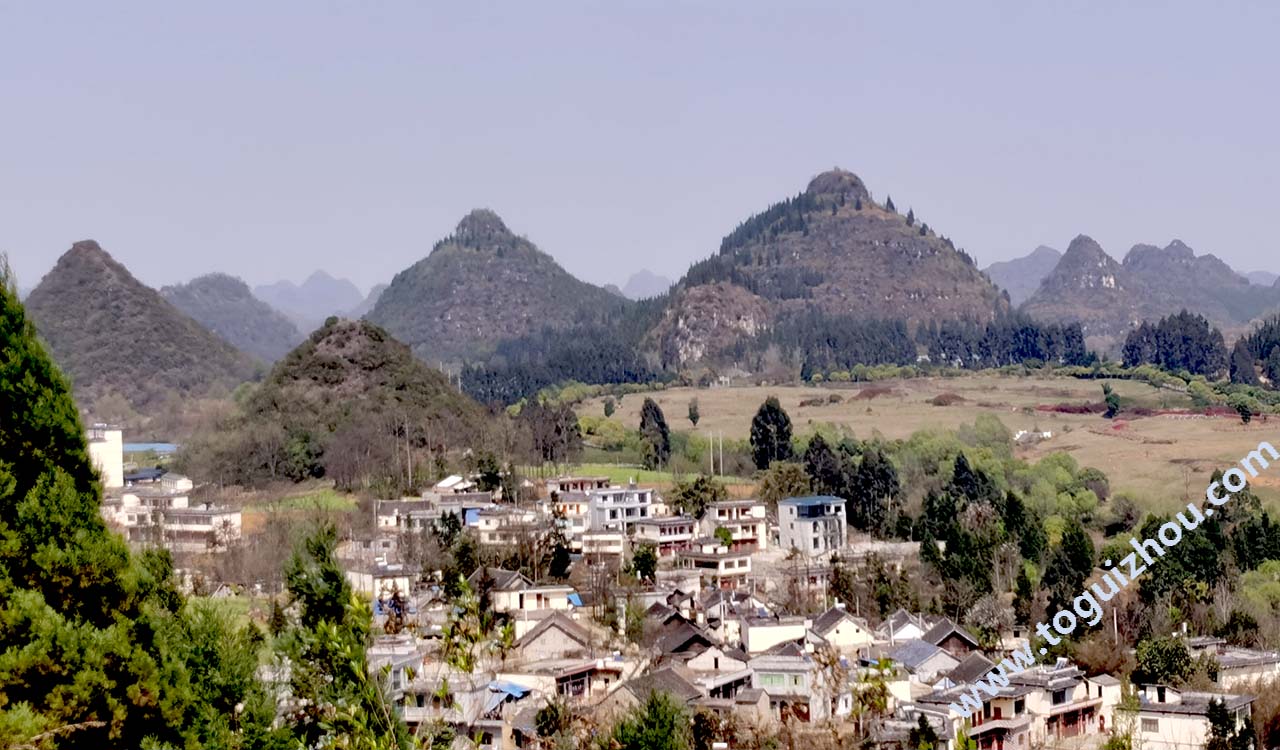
(162, 272), (303, 362)
(24, 241), (260, 415)
(181, 317), (491, 492)
(368, 209), (630, 365)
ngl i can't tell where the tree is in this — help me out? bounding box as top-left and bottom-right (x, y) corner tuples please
(1103, 383), (1121, 418)
(521, 400), (583, 465)
(885, 195), (896, 213)
(535, 699), (572, 741)
(803, 434), (845, 496)
(757, 461), (812, 507)
(906, 208), (915, 227)
(603, 397), (616, 418)
(548, 541), (572, 580)
(714, 526), (733, 547)
(630, 544), (658, 582)
(909, 714), (939, 750)
(608, 691), (691, 750)
(1135, 636), (1194, 685)
(1231, 338), (1261, 386)
(687, 398), (700, 427)
(281, 523), (413, 749)
(1230, 393), (1257, 425)
(750, 396), (794, 470)
(1043, 519), (1095, 614)
(670, 475), (727, 520)
(849, 445), (900, 533)
(639, 398), (671, 470)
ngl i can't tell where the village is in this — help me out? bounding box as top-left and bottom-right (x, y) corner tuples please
(84, 424), (1278, 750)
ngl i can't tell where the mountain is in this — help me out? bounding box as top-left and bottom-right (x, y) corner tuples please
(1022, 237), (1280, 351)
(253, 271), (365, 333)
(983, 245), (1061, 306)
(647, 168), (1008, 367)
(347, 283), (388, 319)
(161, 273), (303, 362)
(24, 241), (259, 414)
(203, 318), (491, 486)
(621, 269), (673, 300)
(1250, 270), (1279, 286)
(367, 209), (630, 364)
(1021, 235), (1139, 346)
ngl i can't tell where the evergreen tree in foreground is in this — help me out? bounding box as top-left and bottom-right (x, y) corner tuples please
(638, 397), (671, 469)
(0, 261), (288, 748)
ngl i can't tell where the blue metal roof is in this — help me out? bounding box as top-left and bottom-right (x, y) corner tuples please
(779, 495), (844, 506)
(567, 593), (583, 607)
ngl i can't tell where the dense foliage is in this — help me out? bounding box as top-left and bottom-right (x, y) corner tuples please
(1121, 310), (1227, 377)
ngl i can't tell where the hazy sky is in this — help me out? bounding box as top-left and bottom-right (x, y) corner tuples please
(3, 2), (1278, 295)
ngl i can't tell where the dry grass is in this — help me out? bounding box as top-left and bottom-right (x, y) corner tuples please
(580, 373), (1280, 512)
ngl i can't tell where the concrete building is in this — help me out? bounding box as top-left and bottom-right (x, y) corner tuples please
(632, 516), (697, 556)
(777, 496), (847, 558)
(700, 499), (769, 551)
(1123, 685), (1255, 750)
(87, 423), (124, 489)
(677, 537), (752, 590)
(588, 485), (660, 535)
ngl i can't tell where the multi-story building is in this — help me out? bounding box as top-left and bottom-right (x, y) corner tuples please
(100, 468), (241, 553)
(777, 496), (847, 558)
(547, 476), (611, 495)
(700, 499), (769, 551)
(588, 485), (660, 535)
(678, 537), (752, 590)
(919, 659), (1122, 750)
(476, 508), (542, 547)
(632, 516), (697, 556)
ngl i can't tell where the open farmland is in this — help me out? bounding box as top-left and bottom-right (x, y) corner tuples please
(579, 373), (1280, 512)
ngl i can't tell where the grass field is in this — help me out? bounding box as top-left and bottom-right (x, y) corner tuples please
(578, 373), (1280, 512)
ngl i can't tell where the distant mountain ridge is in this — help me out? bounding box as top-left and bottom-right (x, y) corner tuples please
(254, 271), (365, 333)
(984, 245), (1061, 306)
(1023, 237), (1280, 350)
(621, 269), (672, 300)
(25, 241), (259, 414)
(161, 273), (303, 362)
(367, 209), (630, 364)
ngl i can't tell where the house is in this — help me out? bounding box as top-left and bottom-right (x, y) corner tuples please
(777, 496), (847, 558)
(878, 608), (936, 644)
(601, 665), (703, 720)
(683, 644), (753, 700)
(741, 615), (811, 654)
(933, 652), (995, 691)
(512, 612), (593, 662)
(919, 658), (1122, 749)
(632, 516), (697, 556)
(466, 568), (576, 636)
(550, 492), (591, 551)
(700, 499), (769, 551)
(677, 537), (752, 590)
(581, 530), (625, 559)
(921, 618), (981, 659)
(346, 562), (412, 598)
(476, 508), (542, 547)
(749, 641), (837, 723)
(500, 657), (624, 706)
(1122, 685), (1255, 750)
(887, 639), (961, 686)
(1186, 637), (1280, 689)
(588, 485), (661, 535)
(547, 476), (611, 495)
(809, 604), (875, 654)
(100, 468), (241, 553)
(336, 534), (399, 564)
(652, 619), (716, 659)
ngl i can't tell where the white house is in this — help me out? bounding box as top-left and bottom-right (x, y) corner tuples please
(1123, 685), (1255, 750)
(777, 496), (847, 558)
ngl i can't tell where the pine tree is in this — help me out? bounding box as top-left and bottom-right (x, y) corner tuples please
(906, 208), (915, 226)
(885, 195), (896, 213)
(750, 396), (794, 470)
(687, 397), (700, 427)
(639, 398), (671, 469)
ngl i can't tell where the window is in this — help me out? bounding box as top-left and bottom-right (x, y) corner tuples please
(1051, 689), (1067, 705)
(760, 674), (785, 688)
(1014, 699), (1025, 715)
(792, 675), (804, 687)
(1141, 719), (1159, 733)
(812, 537), (820, 549)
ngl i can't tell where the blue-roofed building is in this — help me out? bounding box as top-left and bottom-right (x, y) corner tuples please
(777, 495), (846, 558)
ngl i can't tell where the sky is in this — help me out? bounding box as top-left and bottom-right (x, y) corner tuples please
(2, 2), (1278, 295)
